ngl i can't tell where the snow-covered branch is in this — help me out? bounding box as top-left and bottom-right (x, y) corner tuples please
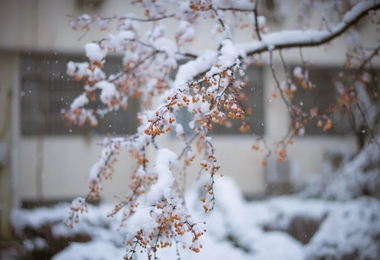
(63, 0), (380, 258)
(238, 1), (380, 55)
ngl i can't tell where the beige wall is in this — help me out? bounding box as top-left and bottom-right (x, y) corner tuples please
(18, 137), (137, 201)
(0, 54), (11, 237)
(1, 0), (379, 64)
(0, 0), (376, 237)
(0, 52), (19, 238)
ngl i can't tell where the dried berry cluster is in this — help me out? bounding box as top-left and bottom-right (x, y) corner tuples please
(64, 0), (380, 259)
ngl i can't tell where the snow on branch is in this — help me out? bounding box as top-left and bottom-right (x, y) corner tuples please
(237, 1), (380, 55)
(63, 0), (380, 258)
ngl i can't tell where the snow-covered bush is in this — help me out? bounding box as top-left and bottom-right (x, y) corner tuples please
(305, 197), (380, 259)
(301, 136), (380, 200)
(12, 177), (380, 259)
(11, 203), (126, 259)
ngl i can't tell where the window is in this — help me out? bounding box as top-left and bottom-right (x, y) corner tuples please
(292, 67), (354, 135)
(210, 65), (265, 135)
(20, 53), (139, 136)
(173, 65), (264, 136)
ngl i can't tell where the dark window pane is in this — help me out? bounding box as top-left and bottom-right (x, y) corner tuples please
(292, 67), (353, 135)
(172, 64), (264, 136)
(20, 53), (139, 136)
(210, 65), (265, 135)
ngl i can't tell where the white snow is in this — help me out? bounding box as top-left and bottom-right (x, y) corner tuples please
(107, 31), (136, 51)
(304, 197), (380, 259)
(252, 232), (304, 260)
(236, 0), (380, 55)
(88, 138), (123, 182)
(173, 50), (217, 89)
(153, 38), (177, 59)
(176, 21), (195, 46)
(12, 175), (380, 260)
(66, 61), (89, 78)
(125, 206), (158, 242)
(85, 43), (107, 62)
(146, 148), (177, 205)
(218, 39), (239, 68)
(52, 241), (126, 260)
(302, 136), (380, 201)
(175, 123), (184, 137)
(24, 237), (47, 251)
(70, 93), (89, 110)
(70, 14), (92, 30)
(257, 16), (266, 29)
(212, 0), (254, 10)
(293, 66), (303, 79)
(94, 81), (120, 106)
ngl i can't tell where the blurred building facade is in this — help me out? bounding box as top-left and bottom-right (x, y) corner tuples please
(0, 0), (378, 237)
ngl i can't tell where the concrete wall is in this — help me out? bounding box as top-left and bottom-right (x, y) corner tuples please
(0, 52), (19, 237)
(0, 0), (376, 237)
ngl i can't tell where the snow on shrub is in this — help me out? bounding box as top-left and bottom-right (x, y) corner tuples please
(12, 176), (380, 259)
(305, 197), (380, 259)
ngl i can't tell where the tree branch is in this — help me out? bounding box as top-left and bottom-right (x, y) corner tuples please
(253, 1), (262, 41)
(358, 45), (380, 71)
(238, 1), (380, 56)
(177, 1), (380, 92)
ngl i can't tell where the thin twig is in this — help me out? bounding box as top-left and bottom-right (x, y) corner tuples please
(269, 51), (291, 107)
(356, 103), (380, 151)
(358, 45), (380, 71)
(253, 1), (262, 41)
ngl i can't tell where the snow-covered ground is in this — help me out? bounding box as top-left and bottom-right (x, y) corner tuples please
(12, 176), (380, 260)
